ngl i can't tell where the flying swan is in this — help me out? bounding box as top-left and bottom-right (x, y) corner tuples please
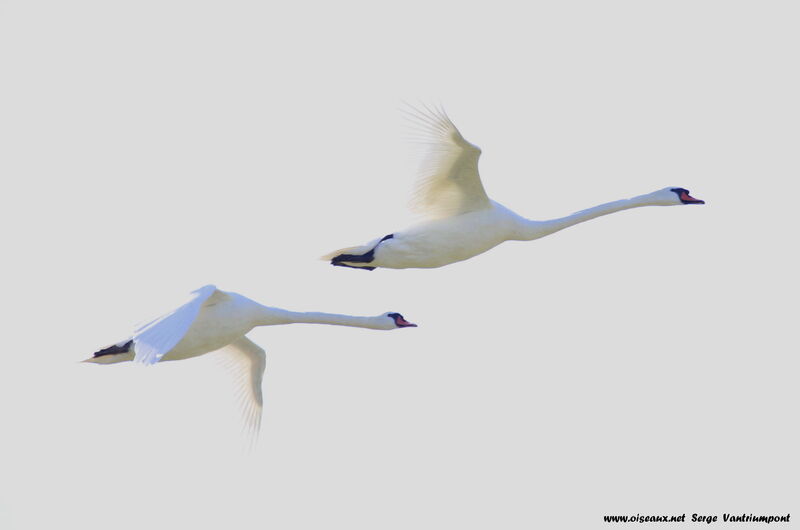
(324, 106), (705, 270)
(83, 285), (417, 436)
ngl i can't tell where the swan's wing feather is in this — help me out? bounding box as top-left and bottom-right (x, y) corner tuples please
(132, 285), (223, 365)
(404, 104), (490, 218)
(215, 336), (266, 443)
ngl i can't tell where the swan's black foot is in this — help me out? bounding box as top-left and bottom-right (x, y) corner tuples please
(330, 234), (393, 271)
(93, 340), (133, 358)
(331, 251), (376, 270)
(331, 251), (375, 264)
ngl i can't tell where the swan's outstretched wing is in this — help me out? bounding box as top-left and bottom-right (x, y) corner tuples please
(132, 285), (224, 365)
(404, 104), (490, 218)
(216, 336), (266, 441)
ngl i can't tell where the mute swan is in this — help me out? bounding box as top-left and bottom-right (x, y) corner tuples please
(325, 106), (705, 270)
(83, 285), (416, 436)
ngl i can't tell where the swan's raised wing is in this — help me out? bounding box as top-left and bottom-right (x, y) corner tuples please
(404, 104), (490, 218)
(216, 336), (266, 441)
(132, 285), (224, 365)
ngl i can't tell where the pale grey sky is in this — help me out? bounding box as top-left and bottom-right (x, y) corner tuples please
(1, 1), (797, 528)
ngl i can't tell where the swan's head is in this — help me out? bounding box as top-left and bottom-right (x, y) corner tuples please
(383, 312), (417, 329)
(654, 187), (705, 205)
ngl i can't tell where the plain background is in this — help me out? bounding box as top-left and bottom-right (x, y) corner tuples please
(1, 1), (797, 528)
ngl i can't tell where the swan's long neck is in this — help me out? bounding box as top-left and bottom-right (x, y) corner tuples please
(255, 308), (389, 330)
(513, 192), (665, 241)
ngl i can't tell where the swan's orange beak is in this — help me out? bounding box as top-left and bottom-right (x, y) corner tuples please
(396, 317), (417, 328)
(680, 191), (705, 204)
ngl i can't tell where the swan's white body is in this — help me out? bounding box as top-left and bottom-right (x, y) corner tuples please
(353, 203), (521, 269)
(84, 285), (415, 436)
(326, 106), (704, 270)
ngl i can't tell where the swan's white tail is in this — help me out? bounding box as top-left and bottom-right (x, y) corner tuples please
(320, 243), (374, 262)
(81, 352), (134, 364)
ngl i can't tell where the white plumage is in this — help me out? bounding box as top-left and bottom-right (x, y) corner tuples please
(84, 285), (416, 439)
(325, 105), (705, 270)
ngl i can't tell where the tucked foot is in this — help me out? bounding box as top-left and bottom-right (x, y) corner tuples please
(93, 339), (133, 358)
(329, 234), (393, 271)
(331, 251), (376, 265)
